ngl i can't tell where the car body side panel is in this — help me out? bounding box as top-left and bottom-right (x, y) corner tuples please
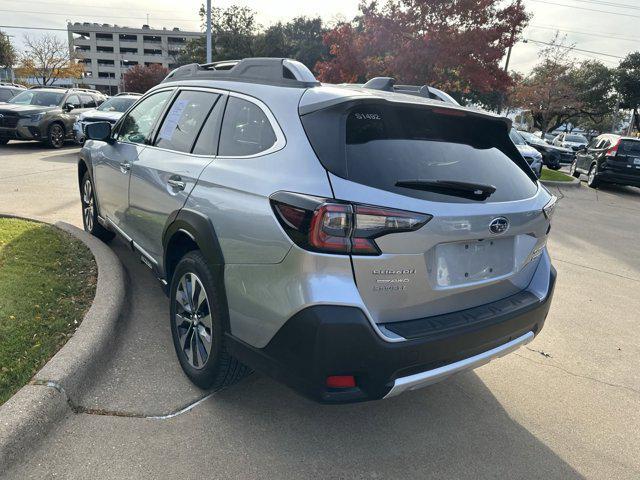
(127, 146), (213, 261)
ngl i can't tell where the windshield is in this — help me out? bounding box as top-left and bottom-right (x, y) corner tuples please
(509, 128), (527, 146)
(566, 134), (587, 143)
(97, 97), (137, 113)
(8, 90), (64, 107)
(518, 131), (540, 143)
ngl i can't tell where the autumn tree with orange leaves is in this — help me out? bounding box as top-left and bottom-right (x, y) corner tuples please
(315, 0), (529, 107)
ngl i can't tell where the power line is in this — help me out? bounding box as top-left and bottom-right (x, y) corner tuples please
(0, 24), (68, 32)
(529, 24), (640, 43)
(524, 38), (625, 59)
(0, 9), (198, 24)
(4, 0), (181, 15)
(556, 0), (640, 11)
(527, 0), (640, 19)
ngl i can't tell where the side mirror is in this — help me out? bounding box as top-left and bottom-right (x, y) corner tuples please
(64, 103), (77, 112)
(577, 145), (587, 152)
(85, 122), (112, 142)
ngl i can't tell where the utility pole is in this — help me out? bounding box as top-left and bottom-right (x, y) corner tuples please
(497, 0), (522, 115)
(206, 0), (212, 64)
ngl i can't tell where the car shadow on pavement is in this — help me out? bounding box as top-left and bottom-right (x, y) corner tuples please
(192, 371), (584, 479)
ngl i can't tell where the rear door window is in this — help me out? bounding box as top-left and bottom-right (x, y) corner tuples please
(80, 94), (97, 108)
(218, 97), (276, 156)
(301, 102), (538, 203)
(620, 140), (640, 155)
(154, 90), (220, 153)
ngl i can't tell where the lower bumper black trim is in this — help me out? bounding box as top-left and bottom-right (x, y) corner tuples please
(227, 267), (556, 404)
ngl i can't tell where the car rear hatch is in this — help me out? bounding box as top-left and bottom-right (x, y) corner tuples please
(608, 138), (640, 175)
(299, 93), (553, 325)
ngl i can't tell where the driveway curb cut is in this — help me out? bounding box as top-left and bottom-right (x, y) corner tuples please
(0, 216), (126, 473)
(540, 177), (581, 188)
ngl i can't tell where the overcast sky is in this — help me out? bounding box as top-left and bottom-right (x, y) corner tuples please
(2, 0), (639, 75)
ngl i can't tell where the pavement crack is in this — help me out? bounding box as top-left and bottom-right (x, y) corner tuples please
(526, 347), (552, 358)
(31, 379), (220, 420)
(514, 353), (640, 396)
(551, 257), (640, 283)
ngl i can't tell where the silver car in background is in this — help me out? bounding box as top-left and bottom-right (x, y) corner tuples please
(73, 93), (141, 143)
(78, 58), (557, 403)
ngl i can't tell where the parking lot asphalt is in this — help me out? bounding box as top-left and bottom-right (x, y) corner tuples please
(2, 143), (640, 479)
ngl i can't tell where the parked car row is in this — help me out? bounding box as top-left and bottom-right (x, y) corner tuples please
(0, 87), (140, 148)
(517, 130), (574, 170)
(570, 134), (640, 189)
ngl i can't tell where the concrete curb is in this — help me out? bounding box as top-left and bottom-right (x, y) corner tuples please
(540, 177), (581, 188)
(0, 216), (126, 472)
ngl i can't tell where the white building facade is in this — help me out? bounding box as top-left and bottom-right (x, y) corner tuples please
(67, 22), (203, 94)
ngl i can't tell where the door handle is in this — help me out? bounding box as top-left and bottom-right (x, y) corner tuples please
(168, 178), (186, 190)
(119, 162), (130, 174)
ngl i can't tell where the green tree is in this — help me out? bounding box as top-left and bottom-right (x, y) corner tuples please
(616, 52), (640, 132)
(0, 30), (17, 70)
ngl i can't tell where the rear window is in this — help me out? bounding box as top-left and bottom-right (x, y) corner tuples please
(620, 140), (640, 155)
(301, 102), (538, 203)
(566, 134), (587, 143)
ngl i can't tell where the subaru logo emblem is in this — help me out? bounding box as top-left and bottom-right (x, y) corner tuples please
(489, 217), (509, 235)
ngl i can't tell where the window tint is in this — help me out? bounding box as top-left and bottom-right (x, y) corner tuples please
(117, 90), (172, 144)
(192, 96), (226, 155)
(0, 89), (13, 102)
(620, 140), (640, 155)
(218, 97), (276, 156)
(66, 95), (80, 108)
(301, 103), (538, 204)
(155, 90), (220, 153)
(80, 94), (97, 108)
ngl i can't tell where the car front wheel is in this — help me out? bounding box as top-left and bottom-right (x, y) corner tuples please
(587, 164), (600, 189)
(169, 250), (250, 390)
(569, 160), (580, 178)
(46, 123), (65, 149)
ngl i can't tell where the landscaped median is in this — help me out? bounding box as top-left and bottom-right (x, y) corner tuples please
(0, 215), (125, 473)
(540, 167), (580, 187)
(0, 218), (96, 405)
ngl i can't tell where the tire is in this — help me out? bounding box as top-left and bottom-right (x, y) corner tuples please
(169, 250), (250, 389)
(46, 123), (66, 149)
(587, 164), (601, 189)
(545, 151), (561, 170)
(0, 137), (9, 146)
(81, 172), (115, 242)
(569, 160), (580, 178)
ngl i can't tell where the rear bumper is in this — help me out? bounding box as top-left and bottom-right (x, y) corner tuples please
(598, 169), (640, 187)
(227, 264), (556, 404)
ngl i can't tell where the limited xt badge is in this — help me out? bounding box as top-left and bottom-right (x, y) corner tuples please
(489, 217), (509, 235)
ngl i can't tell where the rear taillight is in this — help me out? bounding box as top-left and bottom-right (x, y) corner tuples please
(606, 139), (621, 156)
(271, 192), (431, 256)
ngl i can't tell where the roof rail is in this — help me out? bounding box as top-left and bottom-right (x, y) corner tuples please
(0, 82), (26, 89)
(363, 77), (460, 105)
(115, 91), (142, 96)
(162, 58), (320, 88)
(28, 85), (68, 90)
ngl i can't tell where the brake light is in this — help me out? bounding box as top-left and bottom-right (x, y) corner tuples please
(326, 375), (356, 389)
(271, 193), (431, 256)
(606, 139), (621, 156)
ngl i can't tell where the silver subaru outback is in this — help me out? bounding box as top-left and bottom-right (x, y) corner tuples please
(79, 58), (557, 403)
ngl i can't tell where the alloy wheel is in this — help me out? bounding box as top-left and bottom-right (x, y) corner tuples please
(570, 161), (576, 176)
(174, 272), (213, 370)
(82, 179), (94, 232)
(50, 124), (64, 148)
(588, 166), (596, 186)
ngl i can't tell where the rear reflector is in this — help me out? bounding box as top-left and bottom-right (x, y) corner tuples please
(326, 375), (356, 388)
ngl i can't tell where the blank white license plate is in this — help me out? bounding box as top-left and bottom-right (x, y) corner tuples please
(433, 238), (515, 287)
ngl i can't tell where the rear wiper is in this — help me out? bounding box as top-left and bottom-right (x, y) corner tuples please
(395, 180), (496, 201)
